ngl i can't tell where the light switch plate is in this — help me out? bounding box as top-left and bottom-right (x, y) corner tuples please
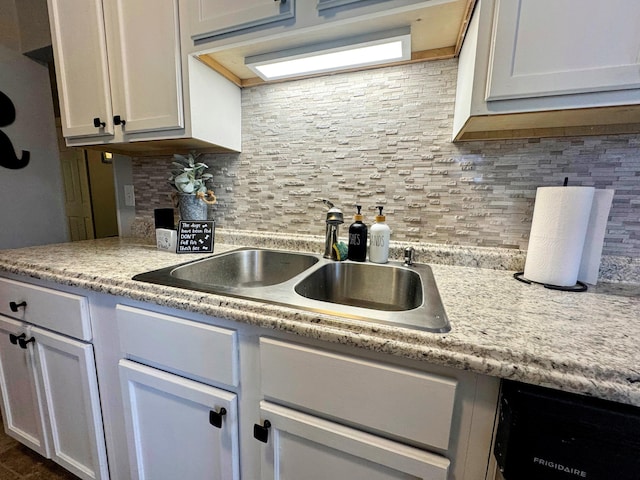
(124, 185), (135, 206)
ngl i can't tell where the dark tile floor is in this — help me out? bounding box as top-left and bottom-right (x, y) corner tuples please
(0, 416), (80, 480)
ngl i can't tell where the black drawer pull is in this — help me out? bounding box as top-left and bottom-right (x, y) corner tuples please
(209, 408), (227, 429)
(18, 336), (35, 349)
(113, 115), (126, 126)
(9, 301), (26, 312)
(9, 333), (26, 345)
(93, 117), (106, 128)
(253, 420), (271, 443)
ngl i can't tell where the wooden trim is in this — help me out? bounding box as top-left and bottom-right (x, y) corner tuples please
(196, 55), (243, 88)
(197, 46), (457, 89)
(454, 106), (640, 141)
(455, 0), (477, 55)
(410, 46), (456, 62)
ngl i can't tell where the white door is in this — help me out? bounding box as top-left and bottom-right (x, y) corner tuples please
(258, 401), (450, 480)
(119, 360), (240, 480)
(487, 0), (640, 101)
(187, 0), (295, 41)
(103, 0), (184, 135)
(32, 326), (109, 480)
(47, 0), (114, 138)
(0, 317), (49, 457)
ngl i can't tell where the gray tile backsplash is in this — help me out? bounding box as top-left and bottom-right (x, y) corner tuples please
(133, 59), (640, 258)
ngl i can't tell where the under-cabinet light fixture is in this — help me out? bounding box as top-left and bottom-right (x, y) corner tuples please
(245, 28), (411, 81)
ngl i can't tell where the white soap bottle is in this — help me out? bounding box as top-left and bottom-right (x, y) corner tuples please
(369, 206), (391, 264)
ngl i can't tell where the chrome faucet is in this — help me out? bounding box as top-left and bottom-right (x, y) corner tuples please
(403, 246), (415, 266)
(322, 200), (344, 260)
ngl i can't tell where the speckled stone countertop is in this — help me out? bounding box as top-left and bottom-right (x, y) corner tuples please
(0, 235), (638, 407)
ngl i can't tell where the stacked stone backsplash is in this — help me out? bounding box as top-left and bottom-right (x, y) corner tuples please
(132, 58), (640, 262)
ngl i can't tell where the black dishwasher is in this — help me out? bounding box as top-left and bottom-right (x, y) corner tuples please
(494, 380), (640, 480)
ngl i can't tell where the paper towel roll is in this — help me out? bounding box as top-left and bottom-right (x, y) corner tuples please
(578, 189), (615, 284)
(524, 186), (595, 286)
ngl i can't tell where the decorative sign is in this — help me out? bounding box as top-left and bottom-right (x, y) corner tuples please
(0, 91), (30, 170)
(177, 221), (215, 253)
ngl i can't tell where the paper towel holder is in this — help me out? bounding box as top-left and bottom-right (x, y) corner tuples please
(513, 272), (588, 292)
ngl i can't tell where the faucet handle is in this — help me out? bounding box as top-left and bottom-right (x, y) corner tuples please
(321, 199), (343, 224)
(326, 208), (343, 224)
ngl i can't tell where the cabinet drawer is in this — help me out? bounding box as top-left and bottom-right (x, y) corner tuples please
(0, 278), (91, 341)
(116, 305), (238, 387)
(260, 337), (457, 450)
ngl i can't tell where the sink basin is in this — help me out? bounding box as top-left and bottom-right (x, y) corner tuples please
(170, 249), (318, 288)
(295, 262), (422, 311)
(134, 248), (449, 333)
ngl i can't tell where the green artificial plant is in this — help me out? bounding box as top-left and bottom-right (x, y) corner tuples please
(169, 152), (213, 194)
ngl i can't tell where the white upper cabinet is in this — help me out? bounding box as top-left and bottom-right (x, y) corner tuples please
(47, 0), (113, 138)
(189, 0), (294, 42)
(48, 0), (242, 153)
(486, 0), (640, 101)
(453, 0), (640, 141)
(48, 0), (182, 139)
(102, 0), (184, 134)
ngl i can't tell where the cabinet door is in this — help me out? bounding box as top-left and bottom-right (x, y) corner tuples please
(47, 0), (114, 138)
(0, 317), (49, 457)
(487, 0), (640, 101)
(188, 0), (295, 41)
(32, 327), (108, 480)
(258, 401), (450, 480)
(103, 0), (184, 134)
(119, 360), (240, 480)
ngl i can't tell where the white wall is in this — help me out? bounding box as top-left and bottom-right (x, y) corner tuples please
(0, 44), (68, 248)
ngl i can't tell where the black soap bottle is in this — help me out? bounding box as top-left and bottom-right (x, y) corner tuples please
(347, 205), (367, 262)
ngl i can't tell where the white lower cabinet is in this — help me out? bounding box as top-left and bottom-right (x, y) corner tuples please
(0, 278), (107, 480)
(113, 304), (499, 480)
(257, 337), (455, 479)
(1, 279), (500, 479)
(257, 401), (449, 480)
(0, 316), (108, 480)
(0, 317), (48, 457)
(119, 360), (239, 480)
(116, 304), (241, 479)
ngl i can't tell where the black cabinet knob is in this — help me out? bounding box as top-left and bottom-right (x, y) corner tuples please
(9, 301), (26, 312)
(93, 117), (106, 128)
(209, 408), (227, 429)
(9, 333), (26, 345)
(113, 115), (126, 126)
(18, 336), (35, 349)
(253, 420), (271, 443)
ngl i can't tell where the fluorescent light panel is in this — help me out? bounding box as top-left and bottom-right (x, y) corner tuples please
(246, 29), (411, 81)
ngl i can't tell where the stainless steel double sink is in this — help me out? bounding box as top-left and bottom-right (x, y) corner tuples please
(133, 248), (450, 332)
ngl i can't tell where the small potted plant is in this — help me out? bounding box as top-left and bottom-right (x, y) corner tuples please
(169, 152), (217, 221)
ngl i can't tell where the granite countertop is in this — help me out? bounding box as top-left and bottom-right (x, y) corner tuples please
(0, 236), (638, 407)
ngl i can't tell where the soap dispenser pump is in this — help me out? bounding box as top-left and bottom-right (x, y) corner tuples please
(348, 205), (367, 262)
(369, 206), (390, 264)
